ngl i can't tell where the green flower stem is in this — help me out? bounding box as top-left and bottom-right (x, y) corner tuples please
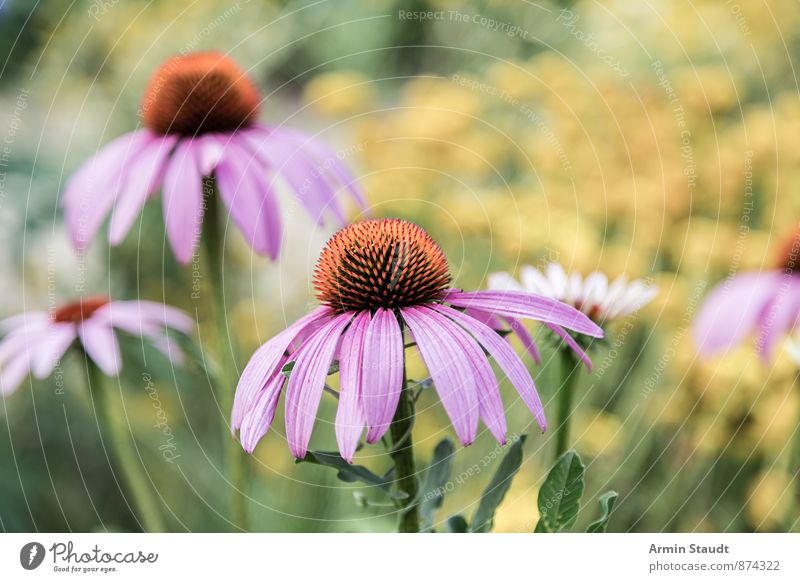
(789, 371), (800, 532)
(554, 348), (579, 462)
(202, 184), (248, 531)
(85, 357), (165, 532)
(389, 363), (420, 533)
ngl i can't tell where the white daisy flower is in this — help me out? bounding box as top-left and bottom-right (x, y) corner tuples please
(488, 263), (658, 323)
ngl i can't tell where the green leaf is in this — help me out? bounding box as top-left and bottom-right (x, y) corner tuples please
(469, 435), (527, 533)
(282, 360), (339, 378)
(419, 438), (456, 532)
(298, 450), (407, 500)
(281, 361), (295, 378)
(586, 491), (618, 533)
(534, 450), (585, 533)
(447, 515), (469, 533)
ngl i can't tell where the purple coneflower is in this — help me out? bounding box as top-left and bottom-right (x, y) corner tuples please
(61, 51), (364, 263)
(0, 296), (192, 394)
(232, 219), (604, 462)
(0, 296), (192, 532)
(693, 227), (800, 360)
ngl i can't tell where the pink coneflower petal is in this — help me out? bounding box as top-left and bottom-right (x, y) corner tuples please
(162, 140), (204, 264)
(97, 306), (185, 365)
(756, 280), (800, 358)
(335, 311), (370, 462)
(0, 313), (48, 334)
(422, 307), (506, 443)
(0, 328), (35, 364)
(362, 308), (404, 444)
(78, 318), (121, 375)
(108, 135), (177, 245)
(0, 328), (40, 395)
(239, 372), (285, 453)
(462, 307), (503, 330)
(104, 300), (195, 334)
(148, 336), (186, 366)
(545, 323), (593, 372)
(502, 316), (542, 365)
(285, 313), (352, 458)
(194, 134), (226, 176)
(232, 306), (331, 429)
(242, 125), (345, 226)
(445, 290), (603, 337)
(402, 306), (479, 446)
(63, 130), (152, 250)
(693, 272), (780, 356)
(432, 304), (547, 432)
(264, 125), (348, 225)
(31, 323), (77, 378)
(279, 126), (367, 210)
(215, 138), (281, 259)
(61, 130), (150, 208)
(1, 349), (33, 395)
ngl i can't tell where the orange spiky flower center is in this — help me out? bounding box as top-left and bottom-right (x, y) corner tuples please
(314, 219), (451, 313)
(141, 52), (261, 136)
(775, 226), (800, 273)
(51, 296), (110, 324)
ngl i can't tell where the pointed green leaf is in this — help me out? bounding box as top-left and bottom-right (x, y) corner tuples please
(586, 491), (618, 533)
(298, 450), (407, 499)
(469, 435), (527, 532)
(535, 450), (585, 533)
(447, 515), (469, 533)
(419, 438), (456, 532)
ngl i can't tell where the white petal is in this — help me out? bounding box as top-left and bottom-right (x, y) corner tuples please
(545, 263), (569, 300)
(487, 272), (523, 292)
(567, 272), (583, 306)
(582, 271), (608, 314)
(520, 265), (555, 297)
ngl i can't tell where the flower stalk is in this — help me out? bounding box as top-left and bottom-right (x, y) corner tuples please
(554, 348), (579, 461)
(388, 359), (420, 533)
(790, 371), (800, 532)
(85, 355), (165, 532)
(202, 181), (248, 531)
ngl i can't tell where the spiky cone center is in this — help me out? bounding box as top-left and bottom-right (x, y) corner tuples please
(775, 226), (800, 273)
(51, 296), (110, 324)
(141, 52), (261, 136)
(314, 219), (451, 313)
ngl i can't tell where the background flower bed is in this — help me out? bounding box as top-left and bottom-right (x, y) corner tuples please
(0, 0), (797, 532)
